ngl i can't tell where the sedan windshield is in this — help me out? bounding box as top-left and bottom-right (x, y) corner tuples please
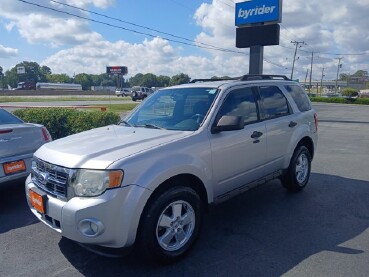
(124, 87), (219, 131)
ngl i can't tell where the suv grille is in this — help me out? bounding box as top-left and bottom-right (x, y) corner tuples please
(32, 158), (70, 199)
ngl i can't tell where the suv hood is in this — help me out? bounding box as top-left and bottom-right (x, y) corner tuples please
(35, 125), (190, 169)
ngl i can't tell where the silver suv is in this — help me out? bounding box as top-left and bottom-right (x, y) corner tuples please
(26, 75), (318, 263)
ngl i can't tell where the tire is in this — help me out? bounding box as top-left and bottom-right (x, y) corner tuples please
(281, 145), (312, 192)
(138, 186), (202, 264)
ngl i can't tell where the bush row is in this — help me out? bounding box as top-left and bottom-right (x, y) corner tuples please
(13, 108), (120, 140)
(310, 97), (369, 105)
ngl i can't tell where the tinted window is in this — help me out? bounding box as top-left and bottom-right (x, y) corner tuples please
(0, 109), (23, 125)
(217, 87), (259, 125)
(259, 86), (290, 119)
(284, 85), (312, 112)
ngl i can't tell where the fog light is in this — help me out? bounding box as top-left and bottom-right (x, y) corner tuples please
(78, 218), (105, 237)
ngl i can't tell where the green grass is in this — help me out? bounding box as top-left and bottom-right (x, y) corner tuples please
(1, 95), (139, 114)
(0, 96), (130, 102)
(92, 103), (139, 113)
(310, 97), (369, 105)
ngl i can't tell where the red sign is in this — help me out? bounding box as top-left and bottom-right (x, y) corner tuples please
(106, 66), (128, 75)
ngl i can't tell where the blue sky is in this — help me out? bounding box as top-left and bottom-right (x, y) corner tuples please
(0, 0), (368, 80)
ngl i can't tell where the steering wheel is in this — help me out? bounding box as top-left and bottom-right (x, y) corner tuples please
(191, 114), (205, 124)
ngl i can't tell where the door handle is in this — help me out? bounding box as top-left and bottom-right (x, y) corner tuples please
(251, 131), (263, 139)
(289, 121), (297, 128)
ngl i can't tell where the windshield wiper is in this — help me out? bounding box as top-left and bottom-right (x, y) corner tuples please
(136, 124), (165, 130)
(119, 120), (134, 127)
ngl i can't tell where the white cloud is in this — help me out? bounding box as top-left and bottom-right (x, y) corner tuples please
(194, 0), (369, 80)
(0, 44), (18, 58)
(65, 0), (115, 9)
(0, 0), (100, 47)
(0, 0), (368, 81)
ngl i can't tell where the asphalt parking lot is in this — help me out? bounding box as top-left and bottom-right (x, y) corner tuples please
(1, 103), (369, 276)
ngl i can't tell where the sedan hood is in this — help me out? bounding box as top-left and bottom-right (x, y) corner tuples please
(35, 125), (190, 169)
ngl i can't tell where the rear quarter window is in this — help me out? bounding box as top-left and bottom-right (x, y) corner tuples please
(284, 85), (312, 112)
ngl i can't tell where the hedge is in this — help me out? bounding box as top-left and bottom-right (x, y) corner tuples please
(13, 108), (120, 140)
(310, 97), (369, 105)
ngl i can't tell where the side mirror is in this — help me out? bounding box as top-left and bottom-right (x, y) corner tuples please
(211, 115), (244, 133)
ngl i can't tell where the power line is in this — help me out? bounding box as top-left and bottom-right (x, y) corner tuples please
(19, 0), (247, 55)
(19, 0), (289, 69)
(48, 0), (237, 53)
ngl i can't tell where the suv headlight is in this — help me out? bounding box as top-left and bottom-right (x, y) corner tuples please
(71, 169), (123, 197)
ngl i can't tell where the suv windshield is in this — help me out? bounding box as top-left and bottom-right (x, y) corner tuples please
(125, 87), (219, 131)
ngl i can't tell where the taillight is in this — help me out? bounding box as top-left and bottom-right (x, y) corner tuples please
(0, 129), (13, 134)
(314, 113), (318, 131)
(41, 127), (52, 142)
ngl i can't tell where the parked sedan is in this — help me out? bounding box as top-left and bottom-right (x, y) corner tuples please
(0, 108), (52, 186)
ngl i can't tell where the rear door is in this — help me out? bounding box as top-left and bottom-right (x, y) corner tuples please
(257, 85), (296, 173)
(209, 86), (267, 198)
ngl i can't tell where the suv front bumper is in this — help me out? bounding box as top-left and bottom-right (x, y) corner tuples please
(25, 175), (152, 248)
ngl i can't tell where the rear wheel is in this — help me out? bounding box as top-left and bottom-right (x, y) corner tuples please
(138, 186), (202, 264)
(281, 145), (311, 192)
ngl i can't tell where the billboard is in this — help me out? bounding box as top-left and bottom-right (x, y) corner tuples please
(17, 66), (25, 74)
(236, 24), (280, 48)
(235, 0), (282, 26)
(106, 66), (128, 75)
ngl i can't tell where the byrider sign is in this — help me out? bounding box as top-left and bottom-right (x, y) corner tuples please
(235, 0), (282, 26)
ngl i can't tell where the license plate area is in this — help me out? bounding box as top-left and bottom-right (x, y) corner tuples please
(3, 160), (26, 175)
(29, 188), (47, 214)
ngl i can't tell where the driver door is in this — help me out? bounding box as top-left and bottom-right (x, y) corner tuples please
(209, 86), (267, 198)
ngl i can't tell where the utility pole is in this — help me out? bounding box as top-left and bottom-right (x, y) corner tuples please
(304, 69), (309, 84)
(320, 67), (325, 96)
(309, 52), (314, 95)
(335, 57), (343, 93)
(290, 41), (306, 80)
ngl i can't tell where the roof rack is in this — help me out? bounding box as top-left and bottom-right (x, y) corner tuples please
(189, 77), (239, 83)
(240, 74), (291, 81)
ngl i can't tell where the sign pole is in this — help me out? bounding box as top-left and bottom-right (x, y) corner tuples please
(249, 46), (264, 74)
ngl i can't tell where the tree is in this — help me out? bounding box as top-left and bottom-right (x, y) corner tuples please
(170, 73), (190, 86)
(41, 65), (52, 76)
(157, 75), (170, 87)
(129, 73), (144, 87)
(101, 79), (115, 87)
(140, 73), (159, 87)
(74, 73), (92, 90)
(46, 74), (72, 83)
(339, 73), (350, 81)
(0, 66), (4, 88)
(352, 70), (368, 77)
(2, 61), (50, 88)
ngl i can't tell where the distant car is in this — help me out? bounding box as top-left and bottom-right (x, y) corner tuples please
(115, 88), (131, 97)
(0, 108), (52, 186)
(131, 86), (153, 101)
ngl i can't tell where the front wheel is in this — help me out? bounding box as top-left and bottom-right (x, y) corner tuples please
(281, 145), (312, 192)
(138, 186), (202, 264)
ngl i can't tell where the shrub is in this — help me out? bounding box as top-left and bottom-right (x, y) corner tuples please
(13, 108), (120, 140)
(341, 88), (359, 98)
(310, 97), (369, 105)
